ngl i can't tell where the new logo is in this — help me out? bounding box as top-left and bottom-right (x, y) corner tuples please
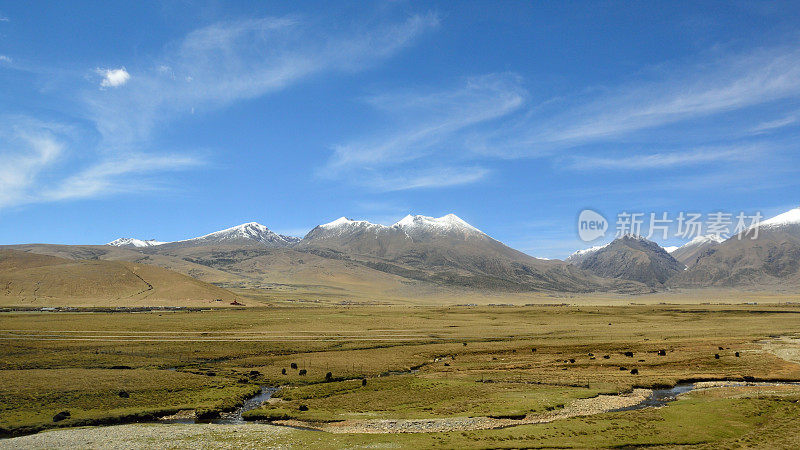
(578, 209), (608, 242)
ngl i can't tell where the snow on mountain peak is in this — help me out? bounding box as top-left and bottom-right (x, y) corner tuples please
(321, 217), (351, 228)
(191, 221), (294, 245)
(760, 206), (800, 228)
(308, 217), (394, 241)
(618, 233), (648, 241)
(567, 242), (610, 261)
(393, 214), (416, 228)
(319, 217), (383, 229)
(107, 238), (165, 248)
(198, 222), (266, 238)
(315, 214), (483, 235)
(392, 214), (482, 234)
(685, 234), (725, 246)
(107, 222), (302, 248)
(661, 234), (724, 255)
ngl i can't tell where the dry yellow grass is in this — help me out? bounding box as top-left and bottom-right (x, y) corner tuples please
(2, 304), (800, 445)
(0, 250), (239, 307)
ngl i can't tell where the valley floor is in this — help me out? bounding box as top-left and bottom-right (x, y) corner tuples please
(2, 304), (800, 448)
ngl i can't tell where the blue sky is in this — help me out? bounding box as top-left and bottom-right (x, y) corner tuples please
(1, 1), (799, 258)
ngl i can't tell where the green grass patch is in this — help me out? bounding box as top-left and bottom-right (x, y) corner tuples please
(247, 374), (603, 421)
(0, 368), (259, 436)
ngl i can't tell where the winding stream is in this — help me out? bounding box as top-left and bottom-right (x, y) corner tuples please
(157, 380), (800, 432)
(613, 380), (800, 412)
(212, 386), (278, 424)
(160, 386), (277, 425)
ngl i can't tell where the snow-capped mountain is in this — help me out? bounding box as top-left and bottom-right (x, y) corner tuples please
(567, 234), (656, 264)
(671, 205), (800, 288)
(393, 214), (484, 240)
(307, 214), (484, 240)
(107, 222), (300, 250)
(319, 217), (380, 230)
(162, 222), (298, 248)
(312, 217), (401, 238)
(566, 242), (610, 264)
(302, 217), (409, 256)
(680, 234), (725, 249)
(299, 213), (623, 292)
(107, 238), (166, 248)
(760, 206), (800, 229)
(302, 214), (487, 254)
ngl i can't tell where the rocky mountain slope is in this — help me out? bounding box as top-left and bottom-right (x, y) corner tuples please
(670, 207), (800, 289)
(670, 235), (725, 267)
(572, 235), (683, 287)
(566, 243), (610, 265)
(299, 214), (642, 293)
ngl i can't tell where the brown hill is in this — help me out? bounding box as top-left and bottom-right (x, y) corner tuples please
(670, 235), (724, 268)
(4, 244), (249, 286)
(5, 244), (438, 304)
(576, 235), (682, 287)
(669, 225), (800, 290)
(142, 244), (435, 300)
(0, 249), (239, 307)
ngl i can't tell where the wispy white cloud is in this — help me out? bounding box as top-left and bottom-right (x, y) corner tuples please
(749, 113), (798, 134)
(0, 121), (64, 208)
(0, 55), (11, 63)
(97, 67), (130, 88)
(88, 13), (439, 150)
(0, 15), (8, 22)
(321, 73), (523, 189)
(567, 144), (760, 171)
(472, 44), (800, 156)
(42, 154), (202, 201)
(0, 116), (201, 209)
(2, 13), (437, 210)
(322, 44), (800, 192)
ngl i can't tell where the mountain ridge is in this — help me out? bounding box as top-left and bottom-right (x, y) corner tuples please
(572, 235), (683, 287)
(670, 234), (725, 267)
(76, 205), (800, 295)
(109, 222), (301, 249)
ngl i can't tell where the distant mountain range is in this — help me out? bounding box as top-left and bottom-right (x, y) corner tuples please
(103, 213), (643, 294)
(107, 238), (166, 248)
(296, 214), (629, 292)
(109, 222), (300, 249)
(566, 206), (800, 291)
(668, 208), (800, 289)
(3, 207), (799, 304)
(107, 206), (800, 292)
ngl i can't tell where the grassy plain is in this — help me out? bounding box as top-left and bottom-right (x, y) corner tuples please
(2, 304), (800, 446)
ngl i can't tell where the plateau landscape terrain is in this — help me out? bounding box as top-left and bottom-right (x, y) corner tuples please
(4, 2), (800, 448)
(3, 208), (800, 448)
(6, 208), (800, 309)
